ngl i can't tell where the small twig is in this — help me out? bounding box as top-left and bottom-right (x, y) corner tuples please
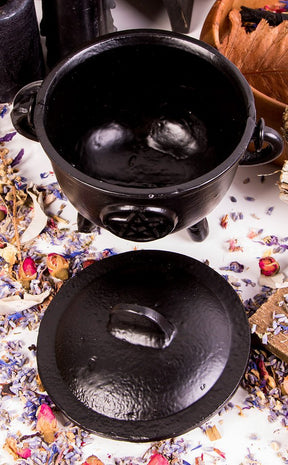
(11, 184), (22, 266)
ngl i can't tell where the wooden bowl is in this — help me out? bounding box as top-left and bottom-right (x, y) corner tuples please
(200, 0), (287, 166)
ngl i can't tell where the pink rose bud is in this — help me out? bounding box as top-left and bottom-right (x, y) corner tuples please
(47, 253), (69, 280)
(259, 256), (280, 276)
(4, 437), (32, 460)
(18, 257), (37, 289)
(36, 404), (58, 443)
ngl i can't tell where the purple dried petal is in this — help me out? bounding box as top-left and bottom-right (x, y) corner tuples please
(263, 235), (279, 246)
(230, 196), (237, 202)
(11, 149), (24, 167)
(266, 206), (274, 215)
(0, 131), (16, 143)
(220, 261), (244, 273)
(245, 196), (255, 201)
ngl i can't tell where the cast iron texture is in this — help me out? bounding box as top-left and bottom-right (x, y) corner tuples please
(37, 250), (251, 442)
(0, 0), (44, 102)
(11, 30), (283, 241)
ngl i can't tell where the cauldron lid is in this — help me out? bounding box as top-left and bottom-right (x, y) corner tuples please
(37, 250), (250, 442)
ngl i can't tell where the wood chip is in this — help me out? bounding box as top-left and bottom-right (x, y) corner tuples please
(249, 287), (288, 362)
(205, 425), (222, 441)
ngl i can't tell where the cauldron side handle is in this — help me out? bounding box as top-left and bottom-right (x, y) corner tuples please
(240, 118), (284, 166)
(11, 81), (42, 142)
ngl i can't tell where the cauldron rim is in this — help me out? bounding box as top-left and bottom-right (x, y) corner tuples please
(34, 28), (256, 196)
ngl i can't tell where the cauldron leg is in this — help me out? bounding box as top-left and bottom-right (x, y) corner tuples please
(77, 213), (96, 233)
(187, 218), (209, 242)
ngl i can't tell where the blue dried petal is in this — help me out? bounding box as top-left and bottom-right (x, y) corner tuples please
(52, 188), (66, 200)
(40, 172), (50, 179)
(245, 196), (255, 201)
(7, 312), (23, 321)
(0, 106), (8, 118)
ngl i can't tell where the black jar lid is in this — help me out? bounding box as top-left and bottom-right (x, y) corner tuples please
(37, 250), (250, 442)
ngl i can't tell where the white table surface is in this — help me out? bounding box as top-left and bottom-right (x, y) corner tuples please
(1, 1), (288, 464)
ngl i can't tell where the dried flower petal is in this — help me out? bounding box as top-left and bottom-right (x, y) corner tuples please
(148, 453), (169, 465)
(47, 253), (69, 280)
(259, 257), (280, 276)
(36, 404), (58, 443)
(220, 214), (229, 228)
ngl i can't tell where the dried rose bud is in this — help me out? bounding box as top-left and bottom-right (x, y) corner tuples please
(47, 253), (69, 280)
(36, 404), (58, 443)
(259, 256), (280, 276)
(82, 456), (104, 465)
(18, 257), (37, 289)
(147, 454), (169, 465)
(4, 437), (31, 459)
(0, 205), (7, 221)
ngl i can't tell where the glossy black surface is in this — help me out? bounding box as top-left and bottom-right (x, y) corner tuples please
(41, 0), (115, 68)
(37, 250), (250, 442)
(11, 31), (283, 241)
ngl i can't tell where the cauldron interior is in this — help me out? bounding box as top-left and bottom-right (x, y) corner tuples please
(42, 37), (248, 187)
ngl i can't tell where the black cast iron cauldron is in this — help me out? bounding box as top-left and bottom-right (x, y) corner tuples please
(37, 250), (251, 442)
(12, 30), (283, 242)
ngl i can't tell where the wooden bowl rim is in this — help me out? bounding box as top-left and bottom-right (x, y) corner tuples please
(200, 0), (287, 109)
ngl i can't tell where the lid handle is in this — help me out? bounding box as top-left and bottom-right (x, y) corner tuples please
(108, 303), (175, 349)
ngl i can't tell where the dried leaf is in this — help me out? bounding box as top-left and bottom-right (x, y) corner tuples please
(219, 9), (288, 104)
(0, 289), (51, 315)
(20, 188), (48, 243)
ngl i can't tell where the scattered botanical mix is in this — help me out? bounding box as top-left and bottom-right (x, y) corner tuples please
(1, 103), (288, 464)
(218, 2), (288, 104)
